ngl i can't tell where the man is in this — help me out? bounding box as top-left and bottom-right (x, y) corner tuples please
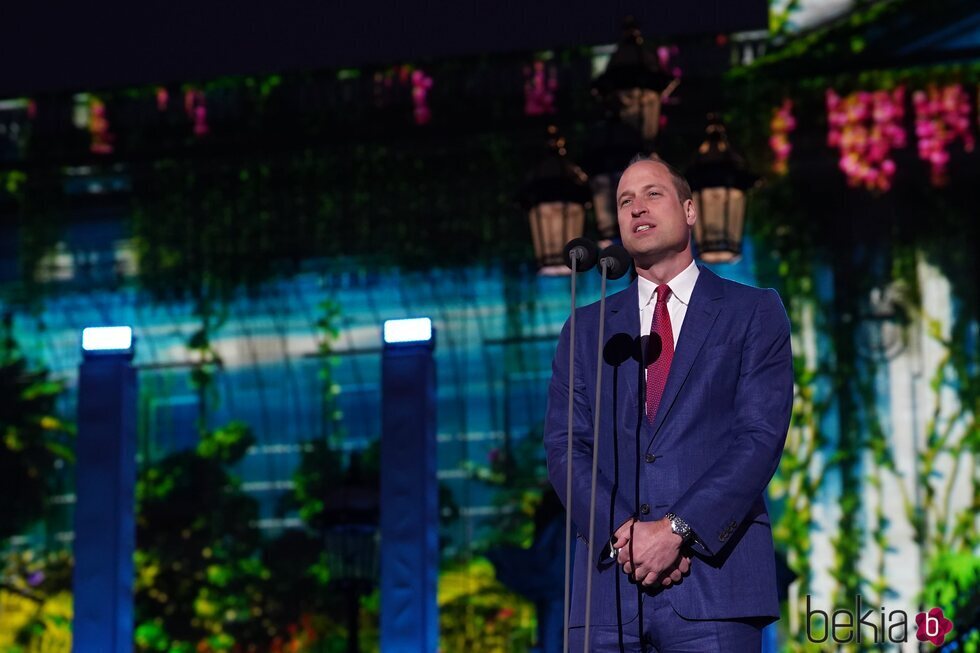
(543, 155), (793, 652)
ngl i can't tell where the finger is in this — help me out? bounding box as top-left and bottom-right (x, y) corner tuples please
(659, 575), (673, 587)
(677, 556), (691, 575)
(622, 561), (633, 575)
(612, 518), (635, 544)
(642, 572), (659, 587)
(617, 547), (630, 566)
(669, 568), (683, 583)
(633, 563), (655, 581)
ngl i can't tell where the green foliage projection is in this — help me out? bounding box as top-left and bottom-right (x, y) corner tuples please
(727, 2), (980, 644)
(0, 315), (72, 541)
(135, 422), (268, 651)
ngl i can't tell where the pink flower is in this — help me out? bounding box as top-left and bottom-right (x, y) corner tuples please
(193, 106), (208, 136)
(524, 58), (558, 116)
(929, 149), (949, 166)
(183, 89), (209, 137)
(912, 83), (973, 186)
(411, 69), (433, 125)
(770, 98), (795, 174)
(88, 97), (114, 154)
(826, 86), (905, 191)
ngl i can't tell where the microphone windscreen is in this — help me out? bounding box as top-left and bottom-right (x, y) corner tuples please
(563, 238), (598, 272)
(602, 333), (636, 367)
(598, 245), (632, 280)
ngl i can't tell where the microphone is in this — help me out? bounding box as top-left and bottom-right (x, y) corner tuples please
(563, 237), (599, 272)
(597, 244), (632, 280)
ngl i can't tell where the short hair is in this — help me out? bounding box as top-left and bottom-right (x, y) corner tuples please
(626, 153), (693, 203)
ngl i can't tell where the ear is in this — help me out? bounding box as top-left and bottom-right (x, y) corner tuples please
(684, 198), (697, 226)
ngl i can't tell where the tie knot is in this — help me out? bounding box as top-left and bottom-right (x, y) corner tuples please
(655, 284), (672, 304)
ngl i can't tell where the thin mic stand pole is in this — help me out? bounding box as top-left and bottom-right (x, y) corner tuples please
(559, 238), (596, 653)
(583, 257), (610, 653)
(562, 254), (577, 653)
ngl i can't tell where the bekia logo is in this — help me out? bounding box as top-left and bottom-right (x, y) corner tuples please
(915, 607), (953, 646)
(807, 595), (953, 646)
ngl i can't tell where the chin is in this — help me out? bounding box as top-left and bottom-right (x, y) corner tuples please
(632, 247), (663, 262)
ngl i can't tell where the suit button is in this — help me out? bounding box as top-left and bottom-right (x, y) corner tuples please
(645, 453), (656, 463)
(639, 504), (650, 515)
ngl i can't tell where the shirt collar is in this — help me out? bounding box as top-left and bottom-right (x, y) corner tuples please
(638, 259), (700, 309)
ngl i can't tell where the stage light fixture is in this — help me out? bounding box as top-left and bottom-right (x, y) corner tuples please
(81, 326), (134, 355)
(383, 318), (433, 344)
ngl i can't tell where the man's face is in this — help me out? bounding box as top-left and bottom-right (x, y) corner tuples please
(616, 160), (696, 266)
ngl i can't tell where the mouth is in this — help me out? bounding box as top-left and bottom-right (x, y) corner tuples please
(634, 224), (654, 233)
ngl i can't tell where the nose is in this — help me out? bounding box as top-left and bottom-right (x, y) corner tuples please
(630, 201), (647, 218)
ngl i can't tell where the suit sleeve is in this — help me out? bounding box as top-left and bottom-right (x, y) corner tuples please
(543, 317), (635, 564)
(668, 289), (793, 557)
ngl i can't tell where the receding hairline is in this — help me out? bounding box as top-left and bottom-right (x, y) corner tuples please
(622, 153), (693, 204)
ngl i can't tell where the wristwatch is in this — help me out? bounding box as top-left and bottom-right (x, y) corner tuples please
(665, 512), (695, 543)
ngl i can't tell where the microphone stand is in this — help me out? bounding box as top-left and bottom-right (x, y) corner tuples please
(582, 245), (631, 653)
(560, 238), (597, 653)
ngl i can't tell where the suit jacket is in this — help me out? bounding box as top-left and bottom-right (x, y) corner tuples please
(543, 265), (793, 628)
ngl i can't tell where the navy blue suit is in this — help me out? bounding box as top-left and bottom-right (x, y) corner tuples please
(544, 265), (793, 642)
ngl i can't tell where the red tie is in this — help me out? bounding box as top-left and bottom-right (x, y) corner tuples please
(646, 284), (674, 423)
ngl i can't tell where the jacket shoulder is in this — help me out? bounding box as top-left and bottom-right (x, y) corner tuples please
(708, 269), (783, 306)
(570, 282), (635, 320)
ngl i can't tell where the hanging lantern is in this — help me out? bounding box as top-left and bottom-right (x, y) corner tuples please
(518, 126), (592, 275)
(584, 118), (646, 244)
(590, 171), (619, 244)
(686, 115), (759, 263)
(592, 19), (678, 144)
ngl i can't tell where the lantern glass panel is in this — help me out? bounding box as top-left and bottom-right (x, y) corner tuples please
(529, 201), (586, 275)
(590, 172), (622, 242)
(616, 88), (662, 142)
(693, 187), (745, 263)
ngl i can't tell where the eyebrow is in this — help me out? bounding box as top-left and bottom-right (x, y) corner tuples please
(617, 183), (668, 203)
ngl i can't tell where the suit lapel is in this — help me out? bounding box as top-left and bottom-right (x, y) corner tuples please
(604, 279), (640, 405)
(649, 265), (725, 439)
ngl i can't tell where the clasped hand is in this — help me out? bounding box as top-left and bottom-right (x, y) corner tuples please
(612, 518), (691, 588)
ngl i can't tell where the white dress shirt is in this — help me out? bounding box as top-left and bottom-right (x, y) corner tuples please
(637, 258), (700, 347)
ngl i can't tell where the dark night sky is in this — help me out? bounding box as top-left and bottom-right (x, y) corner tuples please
(1, 1), (767, 96)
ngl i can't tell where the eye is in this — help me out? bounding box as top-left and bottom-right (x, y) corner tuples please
(648, 190), (661, 197)
(620, 198), (632, 207)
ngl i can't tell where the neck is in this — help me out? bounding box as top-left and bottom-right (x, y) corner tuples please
(634, 253), (694, 286)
